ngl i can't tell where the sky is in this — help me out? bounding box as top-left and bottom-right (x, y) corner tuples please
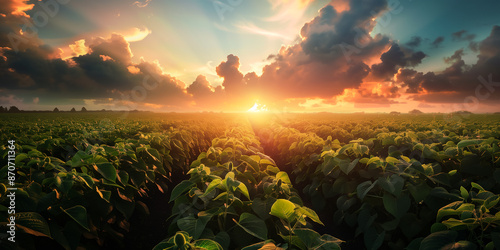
(1, 0), (500, 113)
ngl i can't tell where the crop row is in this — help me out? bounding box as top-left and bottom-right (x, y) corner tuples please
(0, 113), (242, 249)
(252, 116), (500, 249)
(155, 125), (342, 249)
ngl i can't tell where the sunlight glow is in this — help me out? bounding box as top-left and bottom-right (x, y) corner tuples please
(247, 102), (269, 112)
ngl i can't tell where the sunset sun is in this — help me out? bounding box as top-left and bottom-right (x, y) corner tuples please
(247, 102), (269, 112)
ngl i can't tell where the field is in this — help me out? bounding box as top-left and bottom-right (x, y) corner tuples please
(1, 112), (500, 250)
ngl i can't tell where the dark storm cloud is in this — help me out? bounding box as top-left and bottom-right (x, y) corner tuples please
(371, 43), (426, 80)
(452, 30), (476, 41)
(87, 34), (133, 64)
(0, 31), (190, 106)
(443, 49), (464, 64)
(405, 36), (422, 48)
(399, 26), (500, 103)
(431, 36), (445, 48)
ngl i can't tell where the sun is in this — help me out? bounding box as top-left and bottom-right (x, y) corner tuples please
(247, 102), (269, 112)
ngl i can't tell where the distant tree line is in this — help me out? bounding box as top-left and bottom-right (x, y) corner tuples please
(0, 106), (91, 112)
(0, 106), (21, 112)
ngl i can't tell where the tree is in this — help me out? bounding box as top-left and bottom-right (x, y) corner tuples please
(70, 107), (76, 112)
(81, 107), (87, 112)
(0, 106), (6, 112)
(8, 106), (20, 112)
(409, 109), (423, 114)
(53, 107), (59, 112)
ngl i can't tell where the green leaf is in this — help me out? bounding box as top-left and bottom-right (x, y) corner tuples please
(318, 234), (343, 248)
(441, 218), (474, 230)
(94, 162), (117, 183)
(170, 180), (195, 202)
(357, 180), (378, 200)
(436, 202), (474, 221)
(177, 213), (212, 240)
(340, 158), (359, 175)
(62, 205), (90, 231)
(484, 196), (500, 209)
(15, 153), (28, 164)
(378, 175), (404, 197)
(117, 170), (130, 185)
(15, 212), (52, 238)
(214, 231), (230, 250)
(276, 171), (292, 185)
(322, 157), (337, 176)
(153, 240), (174, 250)
(203, 179), (222, 197)
(366, 157), (381, 166)
(420, 230), (458, 250)
(242, 241), (282, 250)
(194, 239), (224, 250)
(471, 182), (485, 192)
(385, 156), (400, 164)
(457, 139), (483, 149)
(383, 193), (410, 219)
(270, 199), (296, 222)
(296, 206), (324, 226)
(460, 186), (469, 200)
(234, 213), (268, 240)
(445, 147), (458, 157)
(408, 182), (432, 203)
(294, 228), (322, 249)
(237, 182), (250, 200)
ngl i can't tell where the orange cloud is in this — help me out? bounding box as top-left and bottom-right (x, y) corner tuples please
(69, 39), (89, 57)
(127, 65), (141, 74)
(8, 0), (34, 17)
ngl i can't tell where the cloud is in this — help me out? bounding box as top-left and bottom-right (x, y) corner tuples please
(452, 30), (476, 41)
(0, 0), (34, 18)
(0, 27), (190, 108)
(133, 0), (153, 8)
(2, 0), (499, 112)
(371, 43), (426, 80)
(443, 49), (464, 64)
(68, 39), (89, 57)
(216, 54), (245, 93)
(405, 36), (422, 48)
(397, 26), (500, 104)
(339, 81), (401, 105)
(187, 75), (213, 98)
(252, 0), (393, 102)
(1, 0), (403, 111)
(123, 27), (152, 42)
(86, 34), (134, 64)
(431, 36), (445, 48)
(0, 0), (42, 52)
(0, 94), (23, 106)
